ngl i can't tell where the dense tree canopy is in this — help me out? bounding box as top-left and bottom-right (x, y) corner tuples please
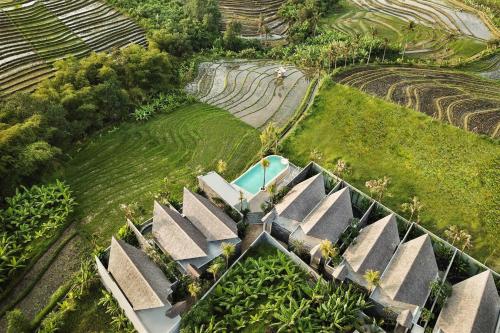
(0, 46), (177, 198)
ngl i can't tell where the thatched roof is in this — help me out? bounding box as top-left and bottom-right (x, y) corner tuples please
(300, 187), (353, 243)
(152, 201), (208, 260)
(275, 173), (325, 222)
(343, 214), (400, 274)
(108, 237), (172, 311)
(182, 188), (237, 241)
(435, 270), (500, 333)
(379, 234), (438, 307)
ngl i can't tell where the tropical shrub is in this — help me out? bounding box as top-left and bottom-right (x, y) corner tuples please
(181, 247), (371, 332)
(132, 91), (197, 121)
(6, 309), (30, 333)
(0, 181), (75, 290)
(98, 290), (135, 332)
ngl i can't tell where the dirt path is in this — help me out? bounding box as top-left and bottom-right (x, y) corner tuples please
(0, 225), (83, 330)
(242, 224), (264, 252)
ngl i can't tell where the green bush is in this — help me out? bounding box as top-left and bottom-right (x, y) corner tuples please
(6, 309), (30, 333)
(0, 181), (75, 290)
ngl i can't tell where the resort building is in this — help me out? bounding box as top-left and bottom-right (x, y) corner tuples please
(96, 237), (181, 333)
(96, 156), (500, 333)
(334, 214), (400, 287)
(152, 188), (240, 275)
(433, 270), (500, 333)
(371, 234), (438, 313)
(290, 187), (353, 249)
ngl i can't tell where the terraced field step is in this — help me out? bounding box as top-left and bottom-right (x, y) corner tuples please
(349, 0), (496, 40)
(334, 66), (500, 138)
(0, 0), (146, 97)
(186, 60), (313, 129)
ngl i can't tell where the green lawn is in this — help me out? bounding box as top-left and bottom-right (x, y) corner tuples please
(52, 103), (260, 247)
(49, 103), (260, 332)
(282, 81), (500, 270)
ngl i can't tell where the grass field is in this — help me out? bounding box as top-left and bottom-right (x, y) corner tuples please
(52, 103), (260, 247)
(47, 103), (261, 331)
(282, 81), (500, 270)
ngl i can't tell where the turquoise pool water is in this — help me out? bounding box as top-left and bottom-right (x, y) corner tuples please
(232, 155), (289, 195)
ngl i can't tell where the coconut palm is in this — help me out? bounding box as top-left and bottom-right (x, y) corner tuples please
(261, 158), (270, 190)
(333, 159), (349, 179)
(367, 27), (378, 64)
(221, 242), (236, 266)
(207, 258), (224, 282)
(260, 122), (279, 153)
(382, 37), (389, 62)
(238, 190), (245, 212)
(401, 196), (424, 224)
(444, 225), (460, 246)
(365, 176), (390, 202)
(188, 281), (202, 301)
(402, 21), (416, 59)
(363, 269), (381, 292)
(319, 239), (338, 261)
(216, 159), (227, 175)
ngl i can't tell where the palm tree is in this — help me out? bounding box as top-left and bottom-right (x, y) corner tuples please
(367, 27), (378, 64)
(267, 183), (277, 203)
(382, 37), (389, 62)
(363, 269), (381, 292)
(402, 21), (416, 59)
(458, 230), (472, 252)
(333, 159), (349, 179)
(221, 242), (236, 266)
(216, 159), (227, 175)
(260, 122), (279, 153)
(261, 158), (270, 190)
(401, 196), (424, 224)
(444, 225), (460, 246)
(207, 258), (224, 282)
(258, 13), (265, 38)
(188, 281), (201, 301)
(319, 239), (338, 261)
(238, 190), (245, 212)
(365, 176), (390, 202)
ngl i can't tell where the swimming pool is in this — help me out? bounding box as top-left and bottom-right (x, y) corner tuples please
(232, 155), (289, 196)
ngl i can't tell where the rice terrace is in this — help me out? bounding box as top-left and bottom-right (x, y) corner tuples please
(0, 0), (499, 332)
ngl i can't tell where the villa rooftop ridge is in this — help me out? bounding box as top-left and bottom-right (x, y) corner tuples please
(435, 270), (500, 333)
(108, 237), (173, 311)
(152, 201), (208, 261)
(182, 187), (237, 241)
(300, 187), (353, 242)
(343, 213), (400, 274)
(379, 234), (438, 306)
(275, 172), (325, 222)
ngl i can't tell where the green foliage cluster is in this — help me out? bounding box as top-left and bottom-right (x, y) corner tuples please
(0, 45), (177, 197)
(98, 289), (135, 332)
(0, 181), (75, 290)
(108, 0), (221, 56)
(133, 91), (197, 121)
(279, 0), (339, 43)
(181, 249), (370, 332)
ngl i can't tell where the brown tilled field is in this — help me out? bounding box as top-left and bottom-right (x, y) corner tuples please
(334, 66), (500, 138)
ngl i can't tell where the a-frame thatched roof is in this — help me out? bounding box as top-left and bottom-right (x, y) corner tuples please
(434, 270), (500, 333)
(275, 173), (325, 222)
(343, 214), (400, 274)
(108, 237), (172, 311)
(300, 187), (353, 243)
(379, 234), (438, 307)
(152, 201), (208, 261)
(182, 187), (237, 241)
